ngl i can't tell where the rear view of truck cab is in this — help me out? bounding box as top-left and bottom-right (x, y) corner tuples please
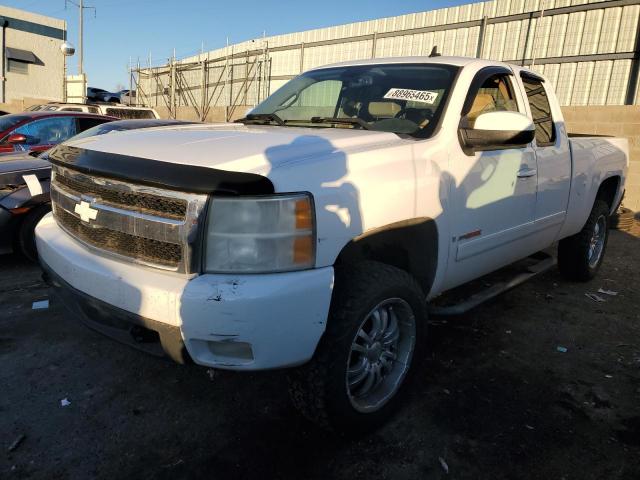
(35, 56), (628, 431)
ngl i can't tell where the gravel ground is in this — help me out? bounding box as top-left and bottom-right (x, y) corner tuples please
(1, 227), (639, 479)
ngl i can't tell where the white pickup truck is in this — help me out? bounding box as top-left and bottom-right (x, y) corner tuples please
(36, 56), (628, 431)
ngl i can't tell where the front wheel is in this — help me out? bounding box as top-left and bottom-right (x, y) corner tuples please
(558, 199), (610, 281)
(16, 203), (51, 261)
(288, 261), (426, 432)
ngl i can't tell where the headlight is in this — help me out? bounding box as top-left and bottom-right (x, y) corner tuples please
(204, 193), (315, 273)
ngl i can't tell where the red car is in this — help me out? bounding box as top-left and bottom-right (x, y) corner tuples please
(0, 111), (116, 155)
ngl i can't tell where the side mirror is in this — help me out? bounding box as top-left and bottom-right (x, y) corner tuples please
(459, 111), (535, 151)
(7, 133), (27, 144)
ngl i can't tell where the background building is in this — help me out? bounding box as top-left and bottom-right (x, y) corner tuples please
(0, 6), (67, 113)
(134, 0), (640, 210)
(134, 0), (640, 121)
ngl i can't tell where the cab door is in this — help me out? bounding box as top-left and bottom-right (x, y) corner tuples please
(444, 67), (539, 289)
(519, 72), (571, 244)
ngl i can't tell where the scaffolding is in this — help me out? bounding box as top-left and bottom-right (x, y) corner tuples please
(131, 0), (640, 120)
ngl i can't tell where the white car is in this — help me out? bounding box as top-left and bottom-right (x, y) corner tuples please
(35, 56), (628, 431)
(27, 103), (159, 120)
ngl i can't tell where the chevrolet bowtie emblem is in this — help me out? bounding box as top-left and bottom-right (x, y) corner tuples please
(74, 201), (98, 223)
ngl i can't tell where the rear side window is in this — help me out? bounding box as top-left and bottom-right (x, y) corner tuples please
(77, 117), (111, 133)
(522, 78), (556, 146)
(105, 108), (155, 119)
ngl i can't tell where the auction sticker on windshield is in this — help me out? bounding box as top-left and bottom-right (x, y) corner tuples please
(384, 88), (439, 104)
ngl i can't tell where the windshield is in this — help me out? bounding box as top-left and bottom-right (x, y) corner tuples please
(250, 64), (457, 137)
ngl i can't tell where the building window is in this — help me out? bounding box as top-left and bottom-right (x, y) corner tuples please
(8, 59), (28, 75)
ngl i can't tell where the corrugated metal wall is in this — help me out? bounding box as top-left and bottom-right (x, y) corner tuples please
(136, 0), (640, 120)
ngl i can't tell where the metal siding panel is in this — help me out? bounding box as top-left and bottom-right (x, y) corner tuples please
(425, 11), (436, 27)
(447, 6), (460, 24)
(433, 31), (446, 54)
(471, 3), (485, 20)
(588, 60), (613, 104)
(455, 28), (469, 56)
(598, 7), (622, 54)
(459, 4), (472, 22)
(571, 62), (595, 105)
(531, 15), (552, 60)
(495, 0), (511, 17)
(482, 24), (495, 58)
(490, 22), (507, 60)
(510, 0), (526, 14)
(423, 32), (435, 55)
(504, 20), (522, 60)
(556, 62), (577, 105)
(467, 26), (481, 57)
(483, 1), (497, 18)
(518, 19), (533, 60)
(616, 5), (640, 52)
(544, 63), (561, 92)
(443, 29), (457, 56)
(547, 14), (568, 58)
(606, 59), (632, 104)
(579, 9), (604, 55)
(563, 11), (586, 56)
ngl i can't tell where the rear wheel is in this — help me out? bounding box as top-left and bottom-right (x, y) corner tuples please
(558, 199), (610, 281)
(288, 261), (426, 432)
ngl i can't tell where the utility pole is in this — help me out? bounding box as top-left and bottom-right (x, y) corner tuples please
(65, 0), (96, 75)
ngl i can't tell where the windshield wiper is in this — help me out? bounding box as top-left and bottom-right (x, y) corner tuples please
(235, 113), (285, 126)
(309, 117), (370, 130)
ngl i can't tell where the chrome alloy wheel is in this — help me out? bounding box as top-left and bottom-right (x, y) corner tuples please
(346, 298), (417, 413)
(588, 215), (607, 268)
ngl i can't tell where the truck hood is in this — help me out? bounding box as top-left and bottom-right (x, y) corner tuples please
(64, 123), (404, 176)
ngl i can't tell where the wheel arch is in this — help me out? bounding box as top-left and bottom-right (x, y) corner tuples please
(596, 175), (621, 214)
(334, 217), (438, 296)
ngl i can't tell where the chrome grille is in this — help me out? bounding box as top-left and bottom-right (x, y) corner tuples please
(50, 164), (208, 273)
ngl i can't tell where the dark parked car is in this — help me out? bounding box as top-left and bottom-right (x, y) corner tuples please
(0, 112), (117, 156)
(0, 119), (197, 259)
(86, 87), (109, 102)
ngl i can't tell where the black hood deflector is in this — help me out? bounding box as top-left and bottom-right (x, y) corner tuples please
(48, 144), (275, 195)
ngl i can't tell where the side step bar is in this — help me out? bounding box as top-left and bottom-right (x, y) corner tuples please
(428, 254), (556, 316)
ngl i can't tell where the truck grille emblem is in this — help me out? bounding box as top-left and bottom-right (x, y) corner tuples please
(74, 200), (98, 223)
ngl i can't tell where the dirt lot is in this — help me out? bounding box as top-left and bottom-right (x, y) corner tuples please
(1, 227), (639, 480)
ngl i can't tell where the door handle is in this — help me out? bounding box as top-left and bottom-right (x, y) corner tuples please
(517, 167), (537, 178)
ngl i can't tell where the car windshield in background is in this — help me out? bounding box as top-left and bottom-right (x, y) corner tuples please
(249, 64), (458, 137)
(0, 114), (30, 131)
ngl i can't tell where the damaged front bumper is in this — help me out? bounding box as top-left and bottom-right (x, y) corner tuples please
(36, 213), (334, 370)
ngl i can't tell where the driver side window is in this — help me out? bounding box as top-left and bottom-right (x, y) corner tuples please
(467, 75), (518, 123)
(13, 117), (76, 145)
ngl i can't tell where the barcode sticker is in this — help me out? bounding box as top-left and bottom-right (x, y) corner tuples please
(383, 88), (439, 104)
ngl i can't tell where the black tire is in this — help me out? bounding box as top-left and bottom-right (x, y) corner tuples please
(16, 203), (51, 261)
(558, 199), (610, 281)
(287, 261), (427, 433)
